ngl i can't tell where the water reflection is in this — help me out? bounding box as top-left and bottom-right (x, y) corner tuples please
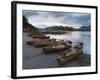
(46, 31), (91, 55)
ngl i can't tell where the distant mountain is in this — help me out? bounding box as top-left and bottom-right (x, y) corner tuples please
(40, 25), (74, 32)
(23, 16), (39, 32)
(39, 25), (91, 32)
(43, 26), (63, 31)
(79, 25), (91, 31)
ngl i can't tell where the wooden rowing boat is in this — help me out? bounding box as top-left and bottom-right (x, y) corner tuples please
(27, 32), (43, 37)
(26, 38), (57, 46)
(43, 43), (67, 53)
(57, 42), (83, 65)
(32, 35), (50, 39)
(34, 41), (54, 47)
(43, 40), (72, 53)
(32, 38), (50, 43)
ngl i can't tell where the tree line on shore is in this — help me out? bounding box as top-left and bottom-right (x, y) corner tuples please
(23, 16), (39, 32)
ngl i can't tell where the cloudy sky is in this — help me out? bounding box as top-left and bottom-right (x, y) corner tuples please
(23, 10), (91, 29)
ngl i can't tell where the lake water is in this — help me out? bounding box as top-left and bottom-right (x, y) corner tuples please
(46, 31), (91, 55)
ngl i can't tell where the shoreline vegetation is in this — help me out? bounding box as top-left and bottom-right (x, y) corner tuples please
(23, 16), (91, 69)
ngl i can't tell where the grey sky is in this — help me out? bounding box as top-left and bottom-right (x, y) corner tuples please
(23, 10), (91, 29)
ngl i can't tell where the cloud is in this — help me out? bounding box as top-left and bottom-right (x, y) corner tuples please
(63, 13), (90, 26)
(23, 10), (91, 28)
(23, 10), (38, 18)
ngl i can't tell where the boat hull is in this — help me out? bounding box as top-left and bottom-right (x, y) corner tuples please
(57, 52), (80, 65)
(57, 43), (83, 65)
(43, 44), (66, 53)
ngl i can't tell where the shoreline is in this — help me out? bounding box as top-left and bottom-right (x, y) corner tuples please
(40, 30), (90, 34)
(23, 32), (91, 69)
